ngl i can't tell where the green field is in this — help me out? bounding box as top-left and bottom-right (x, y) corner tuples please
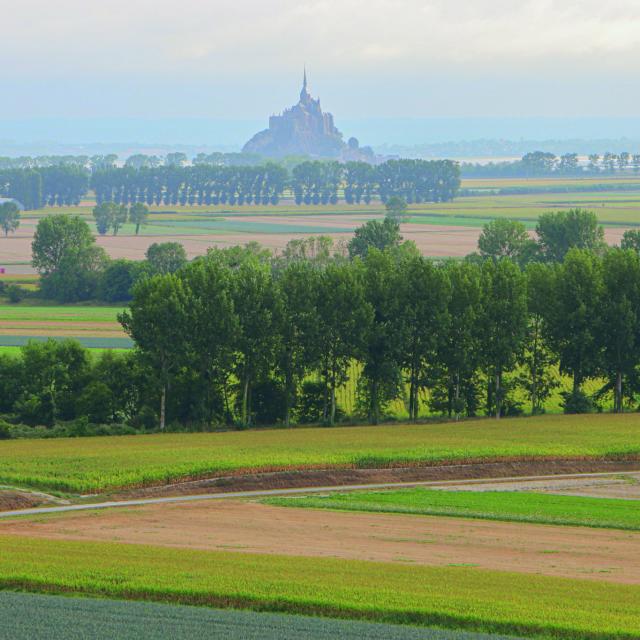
(1, 414), (639, 493)
(0, 592), (521, 640)
(0, 304), (123, 322)
(265, 487), (640, 530)
(0, 536), (638, 639)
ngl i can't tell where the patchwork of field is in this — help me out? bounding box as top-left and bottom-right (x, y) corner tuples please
(3, 178), (640, 266)
(3, 495), (640, 583)
(0, 592), (514, 640)
(2, 413), (640, 638)
(0, 304), (131, 350)
(1, 413), (639, 493)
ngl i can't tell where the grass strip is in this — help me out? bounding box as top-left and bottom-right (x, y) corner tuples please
(0, 536), (638, 639)
(1, 413), (640, 493)
(264, 487), (640, 530)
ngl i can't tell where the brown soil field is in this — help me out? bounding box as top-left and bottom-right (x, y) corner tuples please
(2, 499), (638, 584)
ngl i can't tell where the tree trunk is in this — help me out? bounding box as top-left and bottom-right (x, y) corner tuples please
(616, 371), (623, 413)
(284, 371), (292, 428)
(160, 385), (166, 431)
(454, 373), (461, 421)
(241, 377), (249, 428)
(495, 372), (501, 419)
(330, 369), (336, 426)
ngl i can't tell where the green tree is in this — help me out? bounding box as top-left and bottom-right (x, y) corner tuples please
(99, 259), (141, 302)
(360, 249), (403, 424)
(433, 262), (482, 419)
(384, 196), (408, 223)
(542, 249), (603, 409)
(16, 339), (90, 426)
(348, 218), (402, 259)
(478, 218), (536, 265)
(231, 259), (279, 427)
(399, 254), (450, 420)
(599, 249), (640, 412)
(518, 263), (559, 414)
(316, 261), (371, 425)
(536, 209), (605, 262)
(119, 274), (189, 430)
(92, 202), (114, 235)
(275, 261), (322, 427)
(146, 242), (187, 275)
(32, 214), (108, 302)
(0, 201), (20, 236)
(479, 259), (528, 418)
(620, 230), (640, 253)
(180, 257), (239, 425)
(129, 202), (149, 235)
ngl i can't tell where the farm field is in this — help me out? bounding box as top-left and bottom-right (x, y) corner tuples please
(265, 486), (640, 530)
(1, 413), (639, 493)
(0, 592), (518, 640)
(4, 496), (640, 583)
(3, 179), (640, 265)
(0, 535), (638, 638)
(0, 304), (131, 350)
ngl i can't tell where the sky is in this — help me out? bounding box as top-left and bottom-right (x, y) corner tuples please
(2, 0), (640, 145)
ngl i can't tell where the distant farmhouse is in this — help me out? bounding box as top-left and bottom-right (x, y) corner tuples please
(0, 197), (24, 210)
(243, 70), (375, 162)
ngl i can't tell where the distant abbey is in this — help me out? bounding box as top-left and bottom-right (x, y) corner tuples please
(243, 70), (373, 161)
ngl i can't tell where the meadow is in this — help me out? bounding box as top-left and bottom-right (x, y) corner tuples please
(0, 535), (638, 639)
(265, 487), (640, 530)
(1, 413), (639, 493)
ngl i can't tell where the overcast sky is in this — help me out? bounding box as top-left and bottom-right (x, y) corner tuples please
(2, 0), (640, 140)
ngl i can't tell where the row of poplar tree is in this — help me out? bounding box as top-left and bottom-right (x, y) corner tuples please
(120, 240), (640, 430)
(1, 159), (460, 210)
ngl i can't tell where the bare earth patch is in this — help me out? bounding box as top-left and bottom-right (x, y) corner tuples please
(2, 499), (639, 584)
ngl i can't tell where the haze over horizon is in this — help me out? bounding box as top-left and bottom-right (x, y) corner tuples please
(2, 0), (640, 149)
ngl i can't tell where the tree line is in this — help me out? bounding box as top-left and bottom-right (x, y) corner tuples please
(1, 160), (460, 210)
(6, 208), (640, 433)
(462, 151), (640, 178)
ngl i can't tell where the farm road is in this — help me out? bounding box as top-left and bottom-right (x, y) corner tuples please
(0, 470), (637, 519)
(0, 592), (525, 640)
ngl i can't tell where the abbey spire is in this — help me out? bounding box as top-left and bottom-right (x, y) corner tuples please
(300, 66), (310, 103)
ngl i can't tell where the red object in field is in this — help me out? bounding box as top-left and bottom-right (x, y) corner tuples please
(0, 268), (5, 274)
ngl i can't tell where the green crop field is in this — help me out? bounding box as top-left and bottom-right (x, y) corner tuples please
(1, 413), (639, 493)
(0, 592), (521, 640)
(0, 536), (638, 639)
(0, 304), (131, 349)
(265, 487), (640, 530)
(0, 304), (124, 323)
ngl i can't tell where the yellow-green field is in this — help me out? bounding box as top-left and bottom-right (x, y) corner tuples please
(0, 536), (638, 639)
(1, 413), (639, 493)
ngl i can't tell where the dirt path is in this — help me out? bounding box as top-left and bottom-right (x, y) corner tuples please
(2, 499), (639, 585)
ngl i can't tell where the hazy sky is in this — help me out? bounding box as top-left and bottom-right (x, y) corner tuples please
(2, 0), (640, 140)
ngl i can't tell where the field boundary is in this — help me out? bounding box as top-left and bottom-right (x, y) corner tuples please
(3, 463), (640, 519)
